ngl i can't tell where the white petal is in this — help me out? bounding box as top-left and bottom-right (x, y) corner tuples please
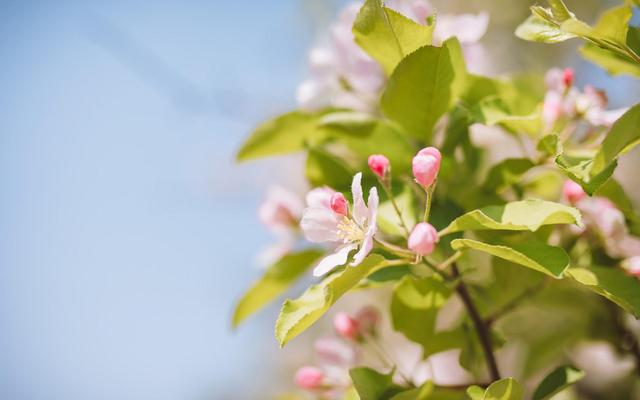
(366, 186), (379, 228)
(300, 207), (341, 243)
(306, 186), (335, 209)
(313, 244), (358, 276)
(350, 234), (373, 267)
(351, 172), (367, 226)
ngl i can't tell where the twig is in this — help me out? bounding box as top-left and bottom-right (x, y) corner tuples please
(452, 263), (501, 381)
(484, 280), (547, 326)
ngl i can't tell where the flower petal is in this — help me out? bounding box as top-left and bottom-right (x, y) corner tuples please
(313, 244), (358, 276)
(300, 207), (341, 243)
(350, 234), (373, 267)
(351, 172), (367, 226)
(366, 186), (379, 229)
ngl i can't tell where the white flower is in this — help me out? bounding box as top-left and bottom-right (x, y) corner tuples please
(301, 173), (378, 276)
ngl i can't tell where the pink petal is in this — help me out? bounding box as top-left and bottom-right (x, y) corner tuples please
(301, 207), (341, 243)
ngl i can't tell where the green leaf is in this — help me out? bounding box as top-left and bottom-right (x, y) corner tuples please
(466, 385), (484, 400)
(581, 42), (640, 77)
(349, 367), (402, 400)
(515, 15), (576, 43)
(441, 199), (582, 235)
(555, 153), (617, 195)
(556, 104), (640, 194)
(391, 276), (465, 356)
(232, 250), (323, 327)
(537, 134), (561, 158)
(451, 239), (570, 278)
(566, 266), (640, 317)
(306, 148), (353, 189)
(547, 0), (572, 22)
(381, 40), (459, 141)
(390, 382), (434, 400)
(377, 186), (416, 237)
(353, 0), (433, 75)
(483, 158), (535, 191)
(237, 111), (325, 161)
(532, 365), (585, 400)
(470, 97), (541, 136)
(592, 103), (640, 174)
(275, 255), (387, 346)
(484, 378), (523, 400)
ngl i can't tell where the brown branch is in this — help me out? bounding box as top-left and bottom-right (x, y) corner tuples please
(452, 263), (501, 382)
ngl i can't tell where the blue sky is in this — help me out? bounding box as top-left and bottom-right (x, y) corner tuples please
(0, 1), (638, 399)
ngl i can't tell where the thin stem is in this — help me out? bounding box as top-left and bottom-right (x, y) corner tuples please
(420, 258), (450, 281)
(436, 251), (462, 271)
(423, 183), (435, 222)
(375, 238), (415, 258)
(452, 263), (501, 381)
(381, 184), (411, 237)
(485, 280), (547, 326)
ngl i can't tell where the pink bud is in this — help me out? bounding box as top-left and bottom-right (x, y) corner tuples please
(294, 366), (325, 390)
(355, 306), (380, 335)
(627, 256), (640, 278)
(562, 68), (574, 88)
(408, 222), (439, 256)
(330, 193), (348, 216)
(562, 180), (586, 204)
(412, 147), (441, 187)
(333, 312), (360, 340)
(368, 154), (390, 178)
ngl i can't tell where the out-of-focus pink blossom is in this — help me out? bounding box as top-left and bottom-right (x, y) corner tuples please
(314, 336), (359, 367)
(412, 147), (441, 188)
(408, 222), (439, 255)
(333, 312), (360, 340)
(625, 256), (640, 278)
(355, 306), (380, 335)
(301, 173), (378, 276)
(258, 186), (303, 231)
(543, 67), (627, 128)
(562, 180), (586, 204)
(294, 366), (325, 390)
(368, 154), (390, 178)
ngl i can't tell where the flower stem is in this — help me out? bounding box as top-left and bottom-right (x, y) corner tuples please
(423, 182), (436, 223)
(452, 263), (501, 381)
(381, 184), (411, 237)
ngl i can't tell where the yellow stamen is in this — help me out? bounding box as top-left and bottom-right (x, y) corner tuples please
(336, 216), (365, 243)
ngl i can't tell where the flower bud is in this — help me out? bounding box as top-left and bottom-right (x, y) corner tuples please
(412, 147), (441, 188)
(562, 180), (586, 204)
(562, 68), (574, 88)
(368, 154), (390, 178)
(408, 222), (439, 256)
(355, 306), (380, 336)
(333, 312), (360, 340)
(294, 366), (325, 390)
(330, 192), (348, 216)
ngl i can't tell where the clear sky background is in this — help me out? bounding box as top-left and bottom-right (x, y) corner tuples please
(0, 1), (638, 400)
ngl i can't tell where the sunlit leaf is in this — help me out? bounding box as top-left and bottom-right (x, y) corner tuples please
(451, 239), (570, 278)
(532, 365), (584, 400)
(233, 250), (323, 327)
(440, 199), (582, 235)
(484, 378), (524, 400)
(349, 367), (403, 400)
(566, 266), (640, 317)
(275, 255), (388, 346)
(353, 0), (433, 75)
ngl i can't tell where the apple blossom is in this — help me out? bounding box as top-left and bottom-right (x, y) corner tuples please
(333, 312), (360, 340)
(563, 180), (586, 204)
(258, 186), (303, 231)
(314, 336), (359, 367)
(306, 186), (336, 209)
(625, 256), (640, 278)
(300, 172), (378, 276)
(354, 306), (380, 336)
(294, 366), (325, 390)
(408, 222), (439, 256)
(368, 154), (390, 178)
(412, 147), (441, 188)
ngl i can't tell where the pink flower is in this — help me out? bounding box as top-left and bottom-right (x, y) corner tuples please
(334, 312), (360, 340)
(562, 68), (574, 88)
(563, 180), (586, 204)
(433, 12), (489, 45)
(301, 173), (379, 276)
(368, 154), (390, 178)
(412, 147), (441, 188)
(258, 186), (303, 231)
(408, 222), (439, 255)
(355, 306), (380, 336)
(294, 366), (325, 390)
(314, 336), (359, 367)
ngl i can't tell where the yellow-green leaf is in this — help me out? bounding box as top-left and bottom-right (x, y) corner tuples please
(566, 266), (640, 317)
